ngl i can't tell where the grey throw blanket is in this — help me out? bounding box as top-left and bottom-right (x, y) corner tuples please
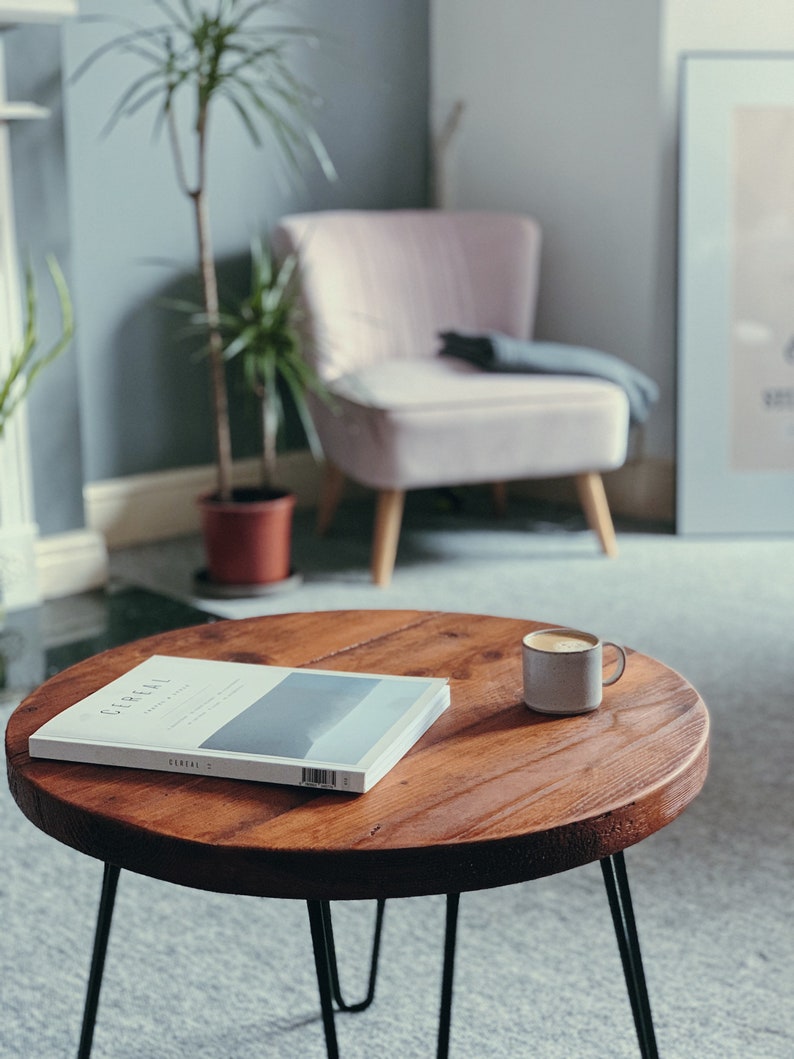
(440, 331), (659, 425)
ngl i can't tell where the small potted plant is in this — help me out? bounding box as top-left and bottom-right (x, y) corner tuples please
(1, 256), (73, 438)
(0, 256), (73, 613)
(184, 237), (327, 588)
(79, 0), (335, 589)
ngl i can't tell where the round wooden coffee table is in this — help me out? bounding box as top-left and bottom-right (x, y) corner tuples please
(5, 610), (709, 1059)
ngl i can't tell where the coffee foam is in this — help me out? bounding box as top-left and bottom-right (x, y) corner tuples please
(526, 630), (596, 653)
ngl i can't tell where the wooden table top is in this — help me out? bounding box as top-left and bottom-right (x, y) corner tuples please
(5, 610), (709, 901)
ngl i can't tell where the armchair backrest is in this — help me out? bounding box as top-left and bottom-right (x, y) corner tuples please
(272, 210), (542, 382)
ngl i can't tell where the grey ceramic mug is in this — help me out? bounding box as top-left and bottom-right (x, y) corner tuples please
(522, 627), (627, 715)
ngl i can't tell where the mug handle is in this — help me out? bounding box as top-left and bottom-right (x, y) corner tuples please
(602, 642), (627, 686)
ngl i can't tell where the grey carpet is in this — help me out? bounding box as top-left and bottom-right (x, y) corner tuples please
(2, 491), (792, 1058)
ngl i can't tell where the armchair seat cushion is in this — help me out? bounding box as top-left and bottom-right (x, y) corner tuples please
(314, 356), (630, 490)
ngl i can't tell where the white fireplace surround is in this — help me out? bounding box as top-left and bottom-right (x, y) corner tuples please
(0, 0), (99, 610)
(0, 3), (77, 25)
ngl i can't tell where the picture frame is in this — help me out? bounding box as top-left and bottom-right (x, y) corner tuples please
(677, 53), (794, 534)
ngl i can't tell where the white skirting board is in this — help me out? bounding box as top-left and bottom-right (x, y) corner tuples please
(84, 451), (325, 551)
(35, 528), (109, 602)
(83, 451), (674, 560)
(25, 455), (672, 603)
(33, 454), (671, 603)
(515, 457), (675, 525)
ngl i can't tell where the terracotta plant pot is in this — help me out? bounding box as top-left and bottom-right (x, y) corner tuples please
(198, 487), (296, 587)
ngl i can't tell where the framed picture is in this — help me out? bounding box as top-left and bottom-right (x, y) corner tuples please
(677, 53), (794, 534)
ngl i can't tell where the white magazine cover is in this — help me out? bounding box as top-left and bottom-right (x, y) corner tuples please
(29, 655), (450, 793)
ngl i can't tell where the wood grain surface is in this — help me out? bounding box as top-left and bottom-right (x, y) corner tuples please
(5, 610), (709, 901)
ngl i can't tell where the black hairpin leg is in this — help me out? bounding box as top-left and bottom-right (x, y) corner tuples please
(307, 900), (340, 1058)
(601, 852), (659, 1059)
(437, 893), (461, 1059)
(307, 899), (388, 1058)
(320, 899), (386, 1012)
(77, 862), (120, 1059)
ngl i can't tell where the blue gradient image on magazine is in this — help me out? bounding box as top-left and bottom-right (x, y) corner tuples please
(200, 672), (432, 764)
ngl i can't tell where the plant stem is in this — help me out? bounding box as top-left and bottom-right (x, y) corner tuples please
(190, 101), (233, 501)
(261, 391), (277, 490)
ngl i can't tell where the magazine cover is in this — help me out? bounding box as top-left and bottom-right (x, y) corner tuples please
(29, 655), (450, 793)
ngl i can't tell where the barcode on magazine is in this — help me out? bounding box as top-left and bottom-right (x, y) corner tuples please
(301, 767), (338, 788)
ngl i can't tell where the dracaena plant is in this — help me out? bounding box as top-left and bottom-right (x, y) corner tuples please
(179, 237), (327, 490)
(0, 257), (73, 438)
(77, 0), (335, 501)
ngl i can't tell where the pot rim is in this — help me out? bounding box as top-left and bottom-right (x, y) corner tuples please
(197, 487), (296, 511)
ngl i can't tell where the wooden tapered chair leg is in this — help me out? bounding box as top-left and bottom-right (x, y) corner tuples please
(491, 481), (508, 517)
(316, 463), (346, 536)
(371, 489), (405, 587)
(575, 472), (619, 558)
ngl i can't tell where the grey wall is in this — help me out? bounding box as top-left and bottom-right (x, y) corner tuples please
(432, 0), (667, 460)
(432, 0), (794, 482)
(8, 1), (430, 535)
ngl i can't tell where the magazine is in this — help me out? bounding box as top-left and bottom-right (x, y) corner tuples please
(28, 655), (450, 793)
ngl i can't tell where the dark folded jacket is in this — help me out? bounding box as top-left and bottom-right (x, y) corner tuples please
(440, 331), (659, 425)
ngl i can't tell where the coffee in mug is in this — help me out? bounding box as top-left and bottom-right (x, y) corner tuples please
(522, 627), (626, 715)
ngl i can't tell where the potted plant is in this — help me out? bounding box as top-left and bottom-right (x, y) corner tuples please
(0, 256), (73, 613)
(221, 239), (325, 491)
(184, 237), (327, 588)
(1, 256), (73, 438)
(79, 0), (335, 589)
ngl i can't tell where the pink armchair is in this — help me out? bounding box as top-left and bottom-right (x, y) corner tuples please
(273, 210), (629, 586)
